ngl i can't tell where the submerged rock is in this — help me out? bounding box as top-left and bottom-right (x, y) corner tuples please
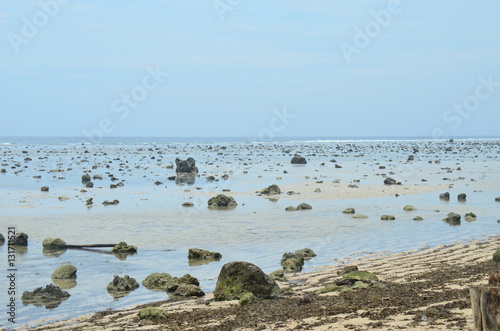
(342, 208), (355, 214)
(22, 284), (70, 309)
(285, 206), (297, 212)
(383, 177), (400, 185)
(52, 265), (77, 279)
(81, 174), (91, 183)
(214, 261), (280, 301)
(102, 199), (120, 206)
(403, 205), (417, 211)
(175, 157), (198, 174)
(111, 242), (137, 254)
(381, 215), (396, 220)
(260, 184), (281, 195)
(465, 212), (477, 222)
(188, 248), (222, 261)
(291, 154), (307, 164)
(353, 214), (368, 219)
(11, 232), (28, 246)
(106, 275), (139, 294)
(208, 194), (237, 209)
(296, 203), (312, 210)
(443, 212), (461, 226)
(181, 202), (194, 207)
(439, 192), (450, 200)
(42, 238), (67, 251)
(413, 216), (424, 221)
(496, 197), (500, 202)
(41, 186), (49, 192)
(458, 193), (467, 201)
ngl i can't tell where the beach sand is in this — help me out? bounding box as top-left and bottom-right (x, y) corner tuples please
(19, 236), (500, 331)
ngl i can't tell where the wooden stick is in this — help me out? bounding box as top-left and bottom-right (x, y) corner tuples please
(65, 244), (117, 248)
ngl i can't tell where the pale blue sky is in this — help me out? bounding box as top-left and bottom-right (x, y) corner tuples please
(1, 0), (499, 138)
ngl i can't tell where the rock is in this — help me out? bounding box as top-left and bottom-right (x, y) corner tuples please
(42, 238), (67, 250)
(214, 261), (280, 301)
(111, 242), (137, 254)
(403, 205), (417, 211)
(106, 275), (139, 292)
(0, 233), (5, 245)
(85, 181), (94, 188)
(291, 154), (307, 164)
(439, 192), (450, 200)
(296, 203), (312, 210)
(175, 157), (198, 174)
(138, 307), (167, 322)
(384, 177), (400, 185)
(58, 196), (70, 201)
(458, 193), (467, 201)
(269, 270), (287, 281)
(21, 284), (70, 309)
(285, 206), (297, 212)
(337, 265), (358, 276)
(281, 252), (305, 272)
(208, 194), (237, 208)
(496, 197), (500, 202)
(41, 186), (49, 192)
(443, 212), (461, 225)
(239, 292), (257, 306)
(85, 198), (93, 206)
(493, 249), (500, 262)
(188, 248), (222, 261)
(260, 184), (281, 195)
(342, 208), (355, 214)
(92, 174), (102, 180)
(142, 273), (173, 291)
(173, 284), (205, 297)
(205, 175), (216, 182)
(353, 214), (368, 219)
(342, 271), (378, 283)
(381, 215), (396, 220)
(163, 274), (200, 292)
(11, 232), (28, 246)
(465, 212), (477, 222)
(52, 265), (77, 279)
(316, 284), (353, 294)
(181, 202), (194, 207)
(413, 216), (424, 221)
(295, 248), (317, 259)
(102, 199), (120, 206)
(81, 174), (91, 183)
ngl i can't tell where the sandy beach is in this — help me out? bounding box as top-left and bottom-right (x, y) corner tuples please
(17, 235), (500, 331)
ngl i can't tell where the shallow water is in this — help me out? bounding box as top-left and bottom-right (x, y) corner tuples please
(0, 139), (499, 329)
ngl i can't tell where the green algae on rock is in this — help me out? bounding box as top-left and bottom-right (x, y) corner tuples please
(137, 307), (167, 322)
(111, 242), (137, 254)
(52, 265), (77, 279)
(42, 238), (67, 250)
(207, 194), (237, 209)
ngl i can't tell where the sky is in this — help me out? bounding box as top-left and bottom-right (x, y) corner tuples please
(1, 0), (499, 139)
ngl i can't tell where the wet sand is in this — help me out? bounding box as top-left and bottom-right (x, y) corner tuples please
(19, 235), (500, 330)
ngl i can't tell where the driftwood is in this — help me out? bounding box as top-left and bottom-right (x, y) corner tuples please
(470, 286), (500, 331)
(65, 244), (117, 249)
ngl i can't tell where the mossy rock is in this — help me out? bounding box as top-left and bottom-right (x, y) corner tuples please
(493, 249), (500, 262)
(269, 270), (287, 281)
(111, 242), (137, 254)
(239, 292), (257, 306)
(342, 208), (355, 214)
(337, 265), (358, 276)
(381, 215), (395, 220)
(296, 203), (312, 210)
(106, 275), (139, 292)
(142, 273), (173, 291)
(260, 184), (281, 195)
(342, 271), (378, 283)
(214, 261), (280, 301)
(137, 307), (167, 321)
(295, 248), (316, 259)
(281, 252), (305, 272)
(188, 248), (222, 261)
(52, 265), (77, 279)
(43, 238), (67, 250)
(403, 205), (417, 211)
(285, 206), (297, 212)
(316, 284), (352, 294)
(208, 194), (237, 209)
(173, 284), (205, 297)
(164, 274), (200, 292)
(413, 216), (424, 221)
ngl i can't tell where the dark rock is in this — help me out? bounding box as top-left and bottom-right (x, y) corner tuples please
(296, 203), (312, 210)
(465, 212), (477, 222)
(403, 205), (417, 211)
(102, 199), (120, 206)
(10, 232), (28, 246)
(214, 261), (280, 301)
(111, 242), (137, 254)
(85, 198), (93, 206)
(0, 233), (5, 245)
(142, 273), (173, 291)
(269, 270), (287, 281)
(188, 248), (222, 261)
(106, 275), (139, 292)
(281, 252), (305, 272)
(41, 186), (49, 192)
(295, 248), (317, 259)
(21, 284), (70, 309)
(81, 174), (91, 183)
(439, 192), (450, 200)
(458, 193), (467, 201)
(413, 216), (424, 221)
(138, 307), (167, 321)
(337, 265), (358, 276)
(443, 212), (461, 226)
(175, 157), (198, 174)
(285, 206), (297, 212)
(239, 292), (257, 306)
(496, 197), (500, 202)
(85, 181), (94, 188)
(260, 184), (281, 195)
(42, 238), (67, 250)
(208, 194), (237, 208)
(181, 202), (194, 207)
(110, 184), (117, 189)
(381, 215), (396, 220)
(291, 154), (307, 164)
(493, 249), (500, 262)
(384, 177), (400, 185)
(342, 208), (355, 214)
(52, 265), (77, 279)
(173, 284), (205, 297)
(205, 175), (216, 182)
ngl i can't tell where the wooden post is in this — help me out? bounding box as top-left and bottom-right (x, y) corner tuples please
(470, 286), (500, 331)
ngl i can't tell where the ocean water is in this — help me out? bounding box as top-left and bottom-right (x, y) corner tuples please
(0, 137), (499, 329)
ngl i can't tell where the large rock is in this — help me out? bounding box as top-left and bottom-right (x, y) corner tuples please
(21, 284), (70, 309)
(291, 154), (307, 164)
(43, 238), (67, 250)
(175, 157), (198, 174)
(106, 275), (139, 292)
(443, 212), (461, 226)
(214, 261), (280, 301)
(142, 273), (173, 291)
(188, 248), (222, 261)
(52, 265), (77, 279)
(208, 194), (237, 208)
(260, 184), (281, 195)
(173, 284), (205, 297)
